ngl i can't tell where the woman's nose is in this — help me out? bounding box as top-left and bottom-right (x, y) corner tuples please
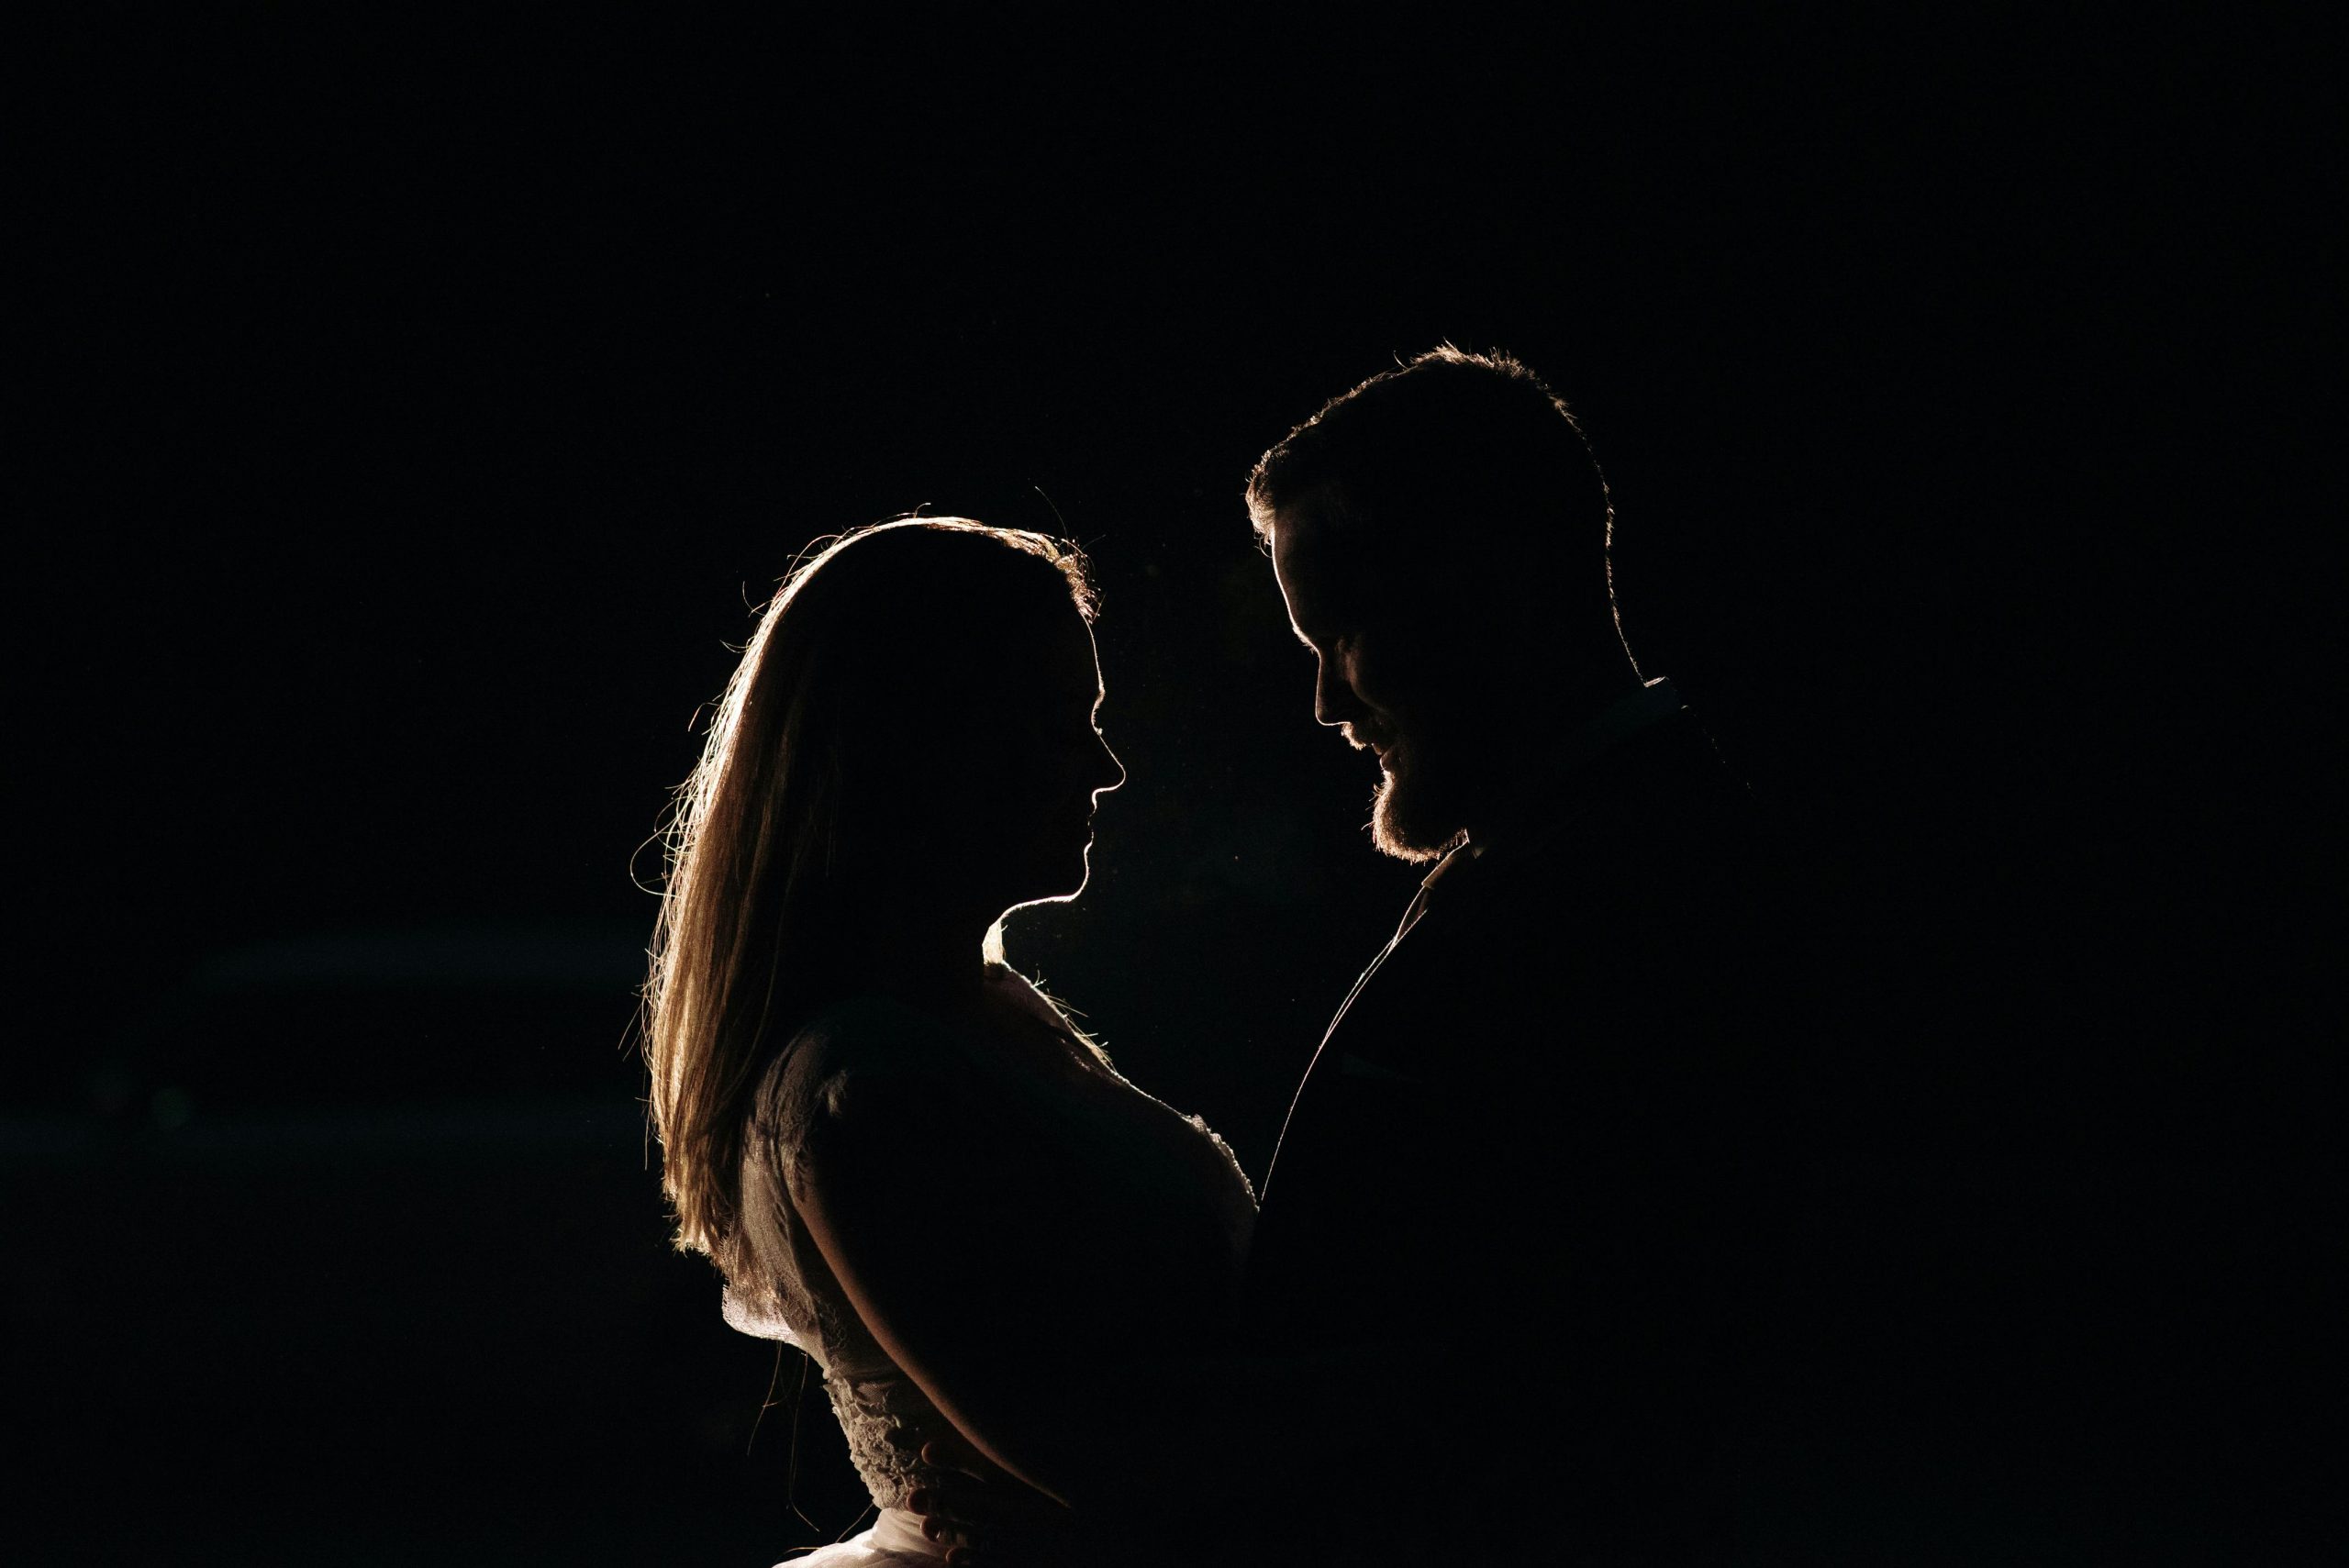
(1091, 732), (1127, 796)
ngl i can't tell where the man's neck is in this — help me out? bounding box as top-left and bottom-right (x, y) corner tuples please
(1462, 675), (1683, 851)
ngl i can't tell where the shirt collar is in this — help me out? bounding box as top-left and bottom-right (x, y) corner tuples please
(1457, 675), (1684, 867)
(1549, 674), (1683, 779)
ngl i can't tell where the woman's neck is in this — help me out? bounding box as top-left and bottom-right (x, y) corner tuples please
(854, 905), (994, 1012)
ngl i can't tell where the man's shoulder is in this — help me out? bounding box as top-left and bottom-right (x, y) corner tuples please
(1579, 711), (1765, 836)
(1496, 715), (1782, 900)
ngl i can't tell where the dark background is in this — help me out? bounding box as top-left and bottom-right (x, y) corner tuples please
(15, 9), (2332, 1563)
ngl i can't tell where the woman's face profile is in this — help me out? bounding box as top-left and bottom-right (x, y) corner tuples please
(975, 609), (1124, 911)
(835, 595), (1120, 922)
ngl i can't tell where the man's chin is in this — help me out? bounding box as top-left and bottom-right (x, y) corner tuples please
(1369, 772), (1463, 864)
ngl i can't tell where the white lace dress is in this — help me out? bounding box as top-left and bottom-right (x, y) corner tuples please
(722, 972), (1257, 1565)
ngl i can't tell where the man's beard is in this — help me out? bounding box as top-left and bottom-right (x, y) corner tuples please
(1368, 742), (1469, 863)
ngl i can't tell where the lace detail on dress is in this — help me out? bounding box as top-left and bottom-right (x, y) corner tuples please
(722, 1284), (938, 1506)
(822, 1369), (941, 1507)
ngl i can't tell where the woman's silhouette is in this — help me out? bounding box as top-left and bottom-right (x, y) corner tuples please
(645, 520), (1256, 1564)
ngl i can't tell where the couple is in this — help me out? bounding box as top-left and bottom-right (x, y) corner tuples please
(645, 347), (1828, 1565)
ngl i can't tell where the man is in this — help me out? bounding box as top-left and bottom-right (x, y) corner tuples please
(1227, 346), (1833, 1562)
(918, 347), (1834, 1563)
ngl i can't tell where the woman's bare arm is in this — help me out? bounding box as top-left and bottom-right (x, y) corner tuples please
(791, 1063), (1107, 1503)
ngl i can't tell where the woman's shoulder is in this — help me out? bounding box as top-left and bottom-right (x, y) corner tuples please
(796, 992), (957, 1054)
(782, 995), (975, 1095)
(788, 967), (1078, 1078)
(753, 996), (982, 1174)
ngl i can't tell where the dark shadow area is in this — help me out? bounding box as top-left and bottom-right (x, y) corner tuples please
(14, 8), (2331, 1562)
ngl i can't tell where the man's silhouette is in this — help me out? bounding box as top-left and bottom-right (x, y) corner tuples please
(917, 347), (2302, 1564)
(1238, 346), (1834, 1563)
(911, 348), (1854, 1566)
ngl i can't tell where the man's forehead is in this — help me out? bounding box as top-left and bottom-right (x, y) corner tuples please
(1271, 510), (1336, 575)
(1271, 516), (1363, 631)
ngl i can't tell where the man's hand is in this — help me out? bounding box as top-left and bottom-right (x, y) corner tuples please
(909, 1433), (1077, 1566)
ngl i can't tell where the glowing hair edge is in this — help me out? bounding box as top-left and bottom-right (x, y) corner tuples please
(642, 518), (1097, 1280)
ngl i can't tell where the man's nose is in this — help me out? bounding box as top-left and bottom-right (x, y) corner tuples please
(1313, 653), (1364, 728)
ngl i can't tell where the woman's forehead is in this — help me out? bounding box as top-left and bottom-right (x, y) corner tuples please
(978, 606), (1100, 695)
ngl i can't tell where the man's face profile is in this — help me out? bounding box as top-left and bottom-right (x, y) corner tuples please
(1269, 514), (1468, 863)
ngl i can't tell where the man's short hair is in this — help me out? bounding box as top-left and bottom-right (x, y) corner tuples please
(1244, 345), (1615, 599)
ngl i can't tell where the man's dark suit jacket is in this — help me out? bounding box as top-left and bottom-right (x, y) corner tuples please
(1236, 707), (1837, 1564)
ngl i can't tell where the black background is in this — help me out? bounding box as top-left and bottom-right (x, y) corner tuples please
(16, 9), (2333, 1563)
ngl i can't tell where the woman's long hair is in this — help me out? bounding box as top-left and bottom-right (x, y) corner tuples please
(644, 518), (1097, 1279)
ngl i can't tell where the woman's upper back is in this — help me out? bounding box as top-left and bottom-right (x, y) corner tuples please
(726, 972), (1254, 1501)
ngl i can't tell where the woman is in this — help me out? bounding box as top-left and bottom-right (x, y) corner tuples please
(645, 520), (1258, 1564)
